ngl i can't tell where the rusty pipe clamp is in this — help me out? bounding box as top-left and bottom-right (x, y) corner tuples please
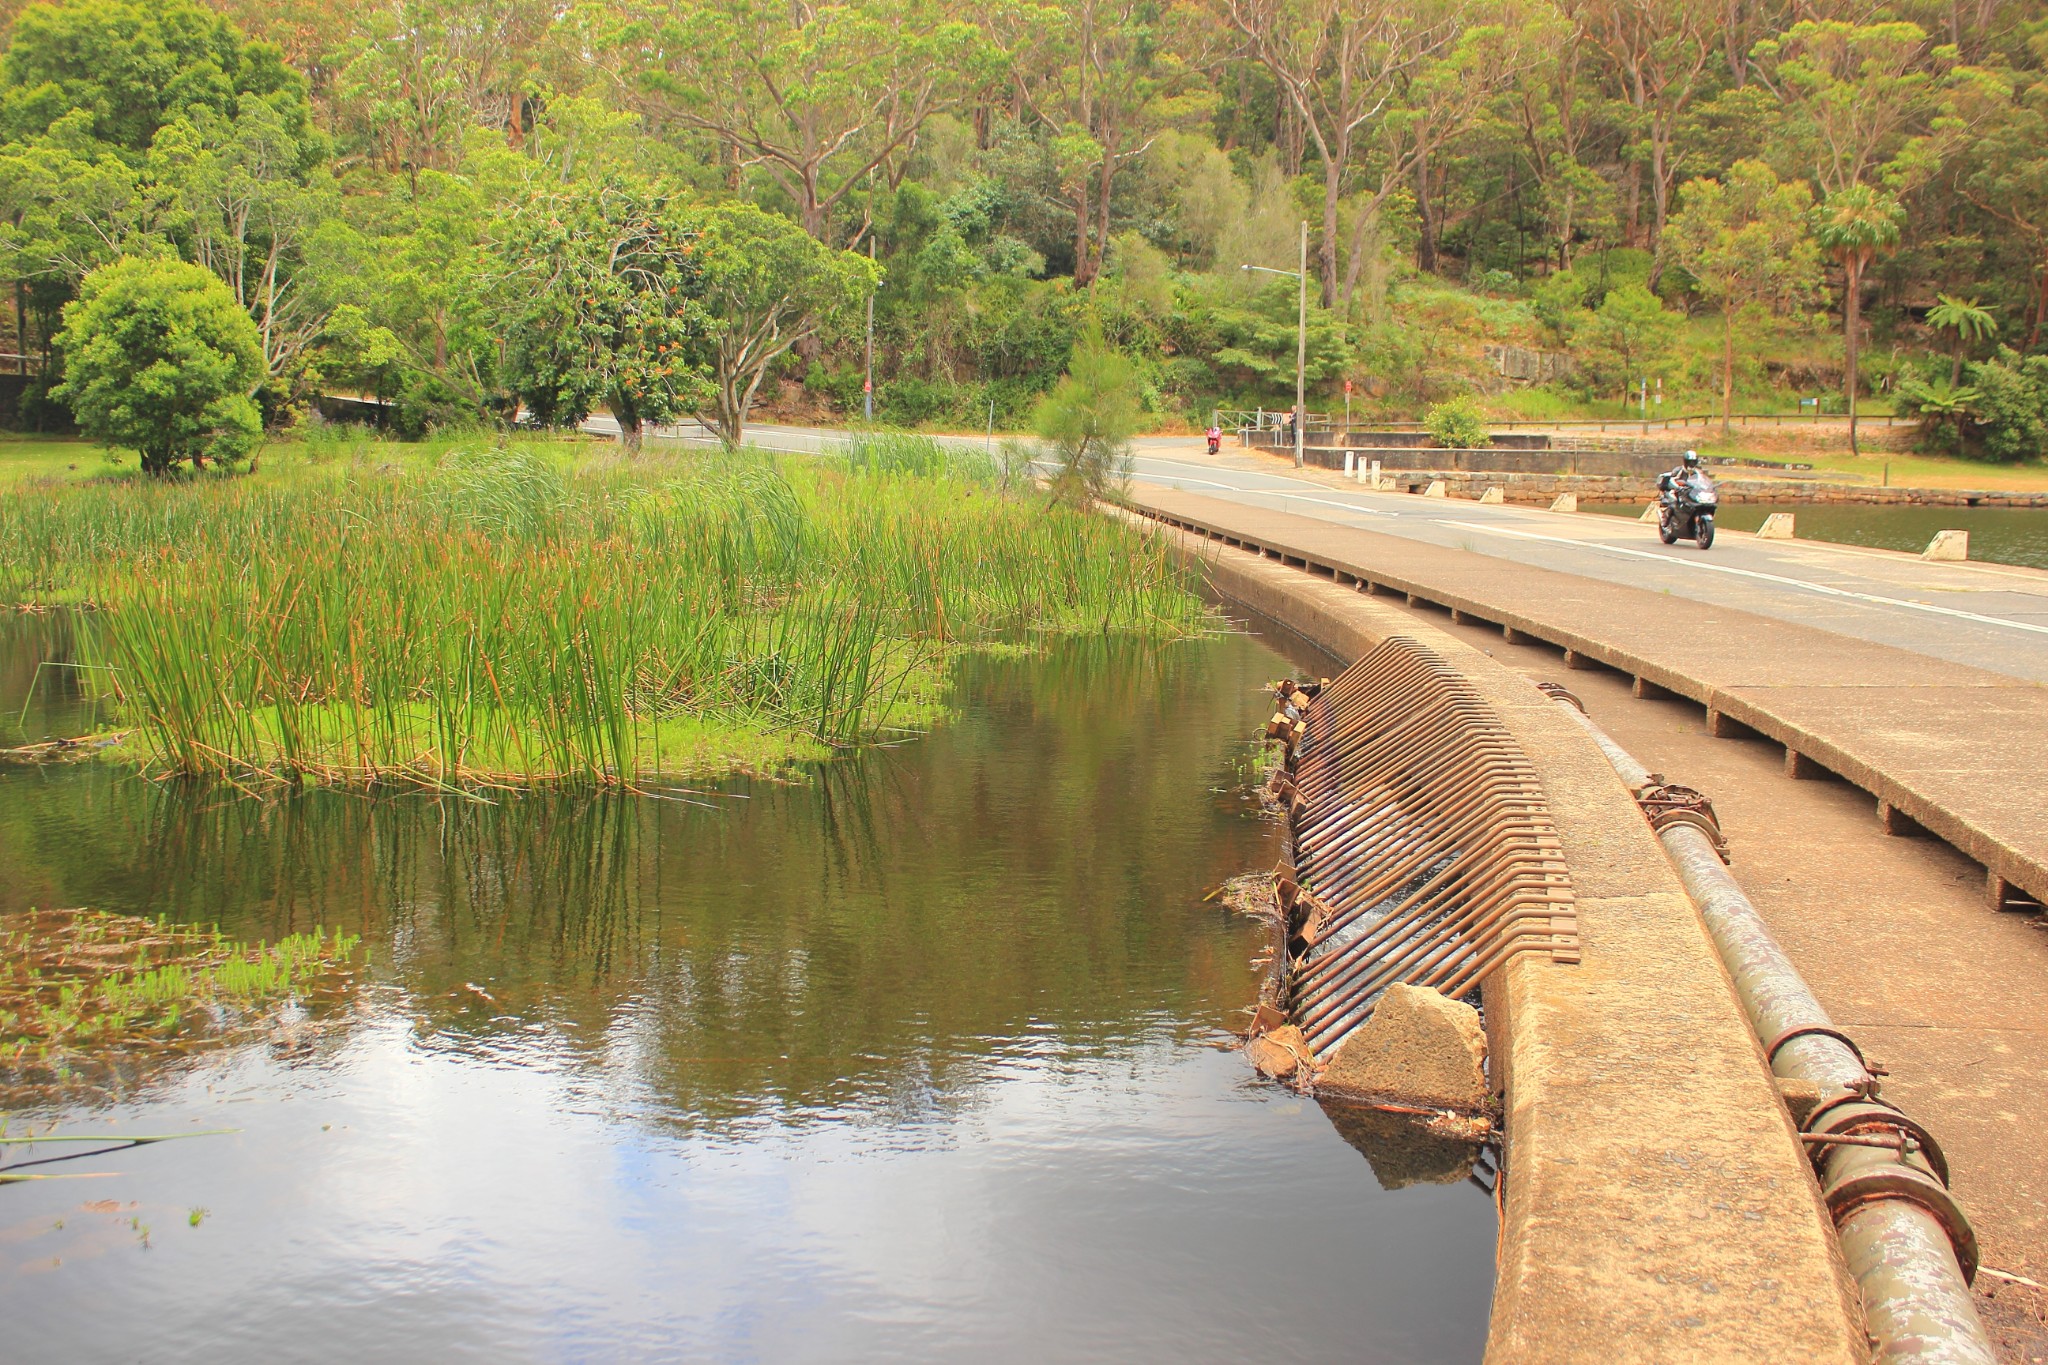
(1632, 777), (1730, 863)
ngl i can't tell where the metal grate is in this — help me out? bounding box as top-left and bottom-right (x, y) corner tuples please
(1268, 638), (1578, 1057)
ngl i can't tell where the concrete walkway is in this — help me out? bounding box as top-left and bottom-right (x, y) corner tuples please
(1130, 485), (2048, 915)
(1357, 594), (2048, 1362)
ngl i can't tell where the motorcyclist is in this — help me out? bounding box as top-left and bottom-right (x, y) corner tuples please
(1661, 449), (1705, 494)
(1205, 422), (1222, 455)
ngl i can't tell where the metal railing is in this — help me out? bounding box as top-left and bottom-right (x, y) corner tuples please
(1266, 637), (1578, 1057)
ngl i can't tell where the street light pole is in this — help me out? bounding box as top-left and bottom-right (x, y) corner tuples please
(1240, 220), (1311, 469)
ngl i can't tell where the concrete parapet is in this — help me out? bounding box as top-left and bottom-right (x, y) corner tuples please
(1131, 507), (1867, 1364)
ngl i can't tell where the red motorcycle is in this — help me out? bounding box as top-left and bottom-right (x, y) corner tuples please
(1205, 426), (1222, 455)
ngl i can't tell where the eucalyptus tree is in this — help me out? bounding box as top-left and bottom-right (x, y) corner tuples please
(1664, 159), (1819, 435)
(148, 101), (341, 400)
(0, 0), (312, 364)
(1750, 20), (1942, 198)
(1223, 0), (1540, 312)
(987, 0), (1198, 287)
(336, 0), (562, 190)
(1564, 0), (1716, 277)
(689, 199), (879, 443)
(599, 0), (992, 246)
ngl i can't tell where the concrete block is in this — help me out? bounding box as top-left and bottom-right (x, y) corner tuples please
(1318, 983), (1488, 1112)
(1631, 675), (1674, 701)
(1424, 479), (1448, 498)
(1706, 707), (1756, 739)
(1924, 529), (1970, 561)
(1562, 648), (1597, 671)
(1784, 746), (1829, 780)
(1549, 492), (1579, 513)
(1480, 486), (1505, 504)
(1343, 450), (1357, 478)
(1877, 800), (1927, 838)
(1638, 503), (1660, 522)
(1757, 512), (1796, 540)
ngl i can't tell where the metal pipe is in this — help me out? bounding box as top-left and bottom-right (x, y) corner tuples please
(1550, 699), (1995, 1365)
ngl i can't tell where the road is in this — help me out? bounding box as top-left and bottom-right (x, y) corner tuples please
(597, 418), (2048, 684)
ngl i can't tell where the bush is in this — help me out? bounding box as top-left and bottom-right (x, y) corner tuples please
(54, 257), (265, 475)
(1424, 396), (1491, 449)
(1032, 332), (1139, 504)
(1963, 348), (2048, 463)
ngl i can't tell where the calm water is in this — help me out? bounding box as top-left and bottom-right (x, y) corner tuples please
(0, 620), (1495, 1363)
(1586, 500), (2048, 568)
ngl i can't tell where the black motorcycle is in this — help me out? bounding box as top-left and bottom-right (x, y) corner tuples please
(1657, 470), (1718, 549)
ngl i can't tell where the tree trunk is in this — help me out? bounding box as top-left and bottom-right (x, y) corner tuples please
(1416, 149), (1438, 274)
(1722, 308), (1735, 439)
(1072, 189), (1096, 286)
(2029, 261), (2047, 350)
(1844, 257), (1863, 456)
(1319, 161), (1341, 307)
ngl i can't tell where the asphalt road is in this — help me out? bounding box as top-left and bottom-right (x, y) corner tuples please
(596, 418), (2048, 685)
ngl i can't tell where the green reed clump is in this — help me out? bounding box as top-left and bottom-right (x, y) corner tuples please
(0, 440), (1212, 787)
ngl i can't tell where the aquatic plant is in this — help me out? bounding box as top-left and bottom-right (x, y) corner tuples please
(0, 439), (1212, 787)
(0, 907), (360, 1104)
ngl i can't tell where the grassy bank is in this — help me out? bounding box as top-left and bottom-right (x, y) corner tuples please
(0, 436), (1213, 788)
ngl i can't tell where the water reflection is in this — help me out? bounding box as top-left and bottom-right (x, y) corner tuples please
(0, 629), (1497, 1362)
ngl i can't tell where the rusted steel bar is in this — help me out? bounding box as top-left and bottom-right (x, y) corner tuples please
(1265, 639), (1578, 1058)
(1550, 696), (1994, 1365)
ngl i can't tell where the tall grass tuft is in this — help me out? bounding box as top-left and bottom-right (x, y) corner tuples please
(0, 439), (1212, 788)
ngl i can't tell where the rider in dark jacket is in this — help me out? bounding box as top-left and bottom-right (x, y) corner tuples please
(1661, 449), (1704, 491)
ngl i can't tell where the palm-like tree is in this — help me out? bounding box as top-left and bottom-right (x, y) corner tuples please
(1811, 186), (1906, 455)
(1926, 293), (1998, 385)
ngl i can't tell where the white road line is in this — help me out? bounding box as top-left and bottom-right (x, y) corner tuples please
(1442, 520), (2048, 639)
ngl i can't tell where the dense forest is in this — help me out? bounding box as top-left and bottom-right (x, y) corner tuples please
(1, 0), (2046, 454)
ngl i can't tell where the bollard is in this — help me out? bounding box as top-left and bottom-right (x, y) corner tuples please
(1923, 529), (1969, 562)
(1424, 479), (1447, 499)
(1549, 492), (1578, 513)
(1344, 449), (1356, 478)
(1758, 512), (1796, 539)
(1369, 459), (1382, 490)
(1479, 486), (1504, 504)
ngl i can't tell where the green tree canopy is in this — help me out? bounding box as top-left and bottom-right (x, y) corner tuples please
(494, 177), (713, 451)
(0, 0), (309, 157)
(53, 254), (265, 474)
(690, 199), (878, 443)
(1665, 160), (1820, 434)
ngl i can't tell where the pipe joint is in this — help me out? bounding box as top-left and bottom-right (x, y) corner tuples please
(1821, 1153), (1979, 1284)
